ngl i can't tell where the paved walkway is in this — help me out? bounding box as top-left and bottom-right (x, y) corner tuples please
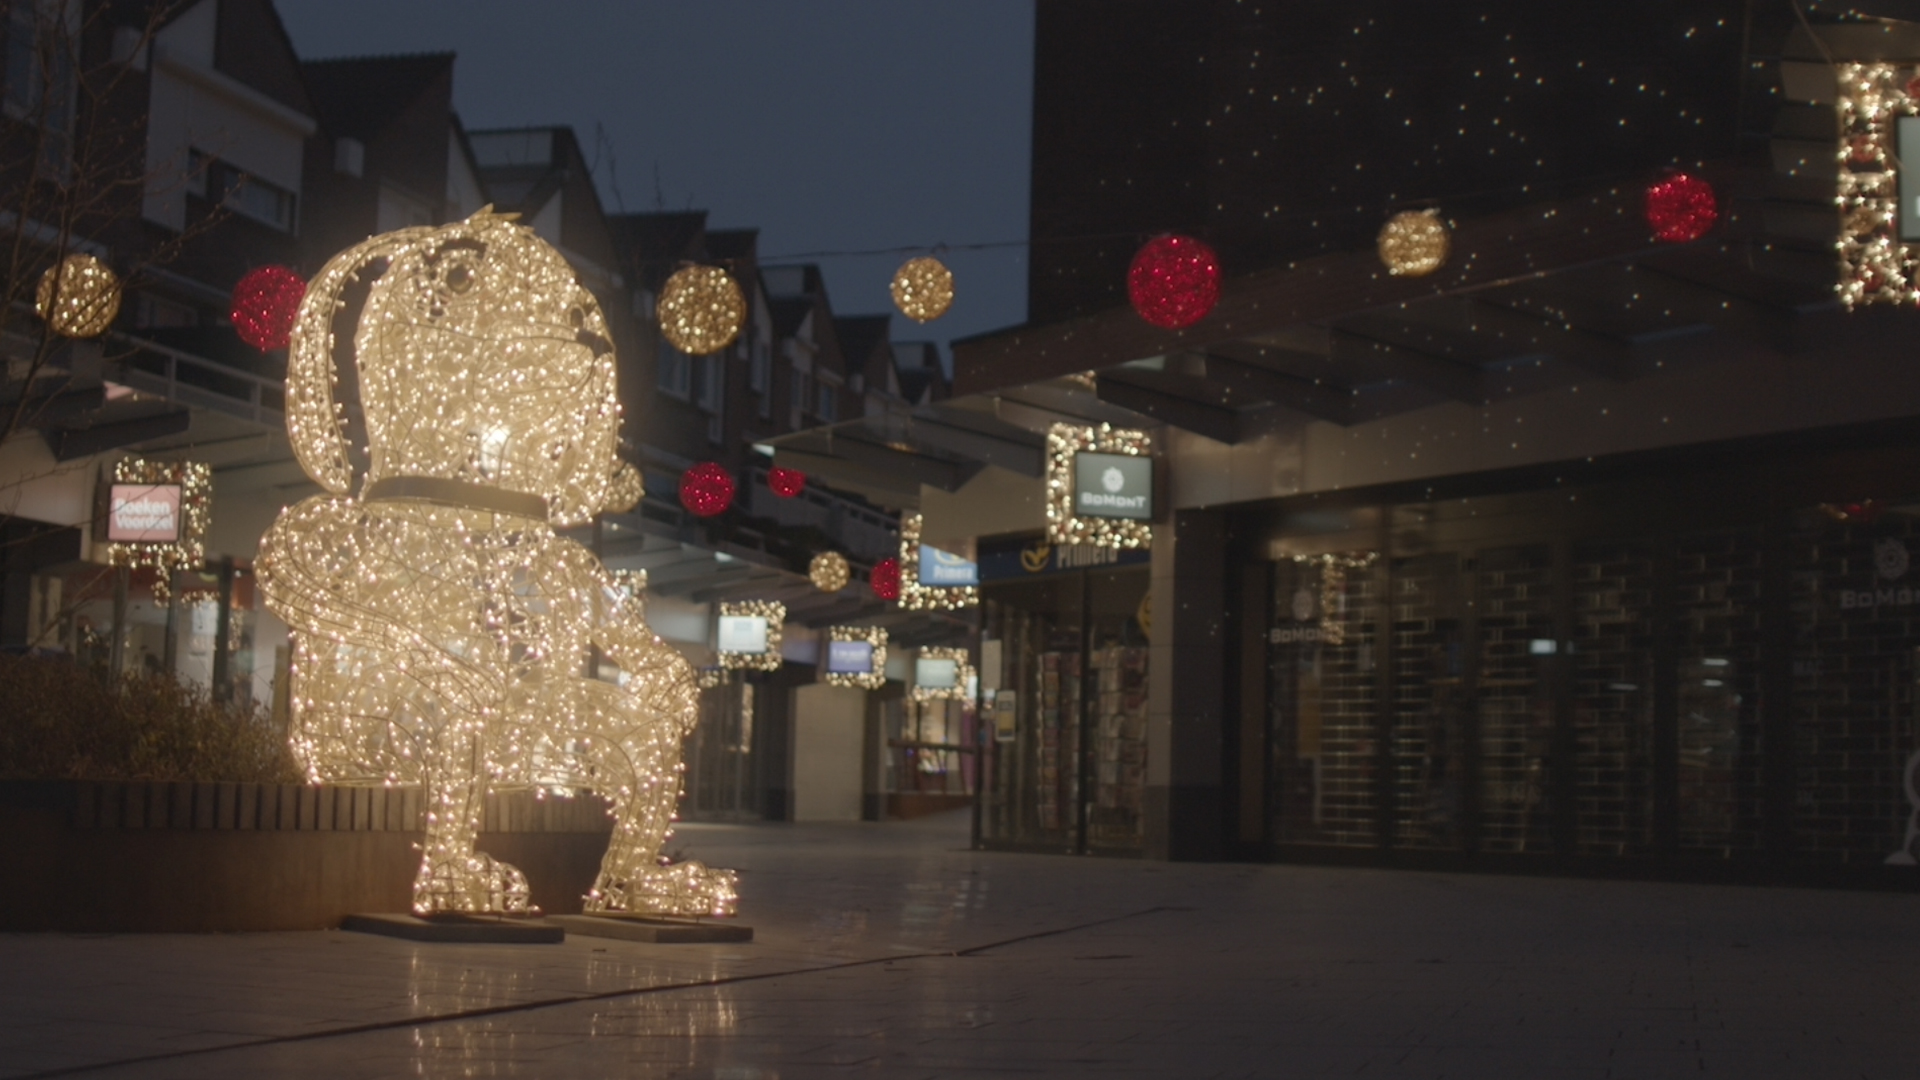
(2, 810), (1916, 1078)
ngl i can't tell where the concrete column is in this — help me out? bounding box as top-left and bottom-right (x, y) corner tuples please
(1144, 507), (1228, 860)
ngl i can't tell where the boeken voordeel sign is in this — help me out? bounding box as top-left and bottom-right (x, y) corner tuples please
(1073, 452), (1152, 520)
(107, 483), (182, 543)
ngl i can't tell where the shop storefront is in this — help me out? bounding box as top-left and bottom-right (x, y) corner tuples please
(978, 535), (1151, 855)
(1237, 436), (1920, 878)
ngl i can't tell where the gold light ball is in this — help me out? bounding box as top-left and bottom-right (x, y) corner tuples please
(605, 462), (644, 513)
(1377, 210), (1450, 278)
(890, 256), (954, 323)
(36, 253), (122, 338)
(657, 264), (745, 356)
(809, 551), (850, 593)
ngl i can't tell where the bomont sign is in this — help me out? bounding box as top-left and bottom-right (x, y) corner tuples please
(1073, 452), (1152, 520)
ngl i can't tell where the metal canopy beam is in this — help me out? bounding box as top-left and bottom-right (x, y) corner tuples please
(768, 447), (925, 506)
(44, 408), (191, 461)
(907, 414), (1045, 476)
(1201, 352), (1359, 425)
(1095, 374), (1241, 443)
(1329, 329), (1486, 404)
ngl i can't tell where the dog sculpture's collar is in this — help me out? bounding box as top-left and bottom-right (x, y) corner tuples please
(363, 476), (550, 521)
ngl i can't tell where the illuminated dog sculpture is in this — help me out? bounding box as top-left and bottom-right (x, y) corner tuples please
(258, 209), (735, 917)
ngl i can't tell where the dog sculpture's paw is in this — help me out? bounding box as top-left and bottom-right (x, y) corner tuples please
(583, 860), (739, 918)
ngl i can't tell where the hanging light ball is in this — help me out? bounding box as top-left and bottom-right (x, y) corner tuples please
(1376, 210), (1451, 278)
(1644, 173), (1718, 244)
(890, 256), (955, 322)
(768, 465), (807, 498)
(605, 462), (644, 513)
(230, 265), (307, 351)
(870, 556), (901, 602)
(35, 253), (121, 339)
(1127, 234), (1220, 329)
(657, 264), (745, 356)
(809, 551), (850, 593)
(678, 462), (736, 518)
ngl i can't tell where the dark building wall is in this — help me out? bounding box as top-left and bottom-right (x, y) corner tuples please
(1026, 0), (1792, 324)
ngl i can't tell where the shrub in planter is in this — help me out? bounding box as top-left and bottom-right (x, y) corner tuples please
(0, 655), (298, 783)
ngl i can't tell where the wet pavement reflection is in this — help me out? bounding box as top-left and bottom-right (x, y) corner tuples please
(3, 810), (1919, 1078)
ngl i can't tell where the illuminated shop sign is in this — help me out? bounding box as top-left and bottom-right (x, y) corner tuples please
(827, 639), (874, 674)
(718, 600), (785, 671)
(717, 615), (768, 654)
(1072, 452), (1153, 520)
(977, 536), (1150, 582)
(914, 657), (957, 690)
(823, 625), (887, 689)
(107, 483), (183, 543)
(918, 544), (979, 586)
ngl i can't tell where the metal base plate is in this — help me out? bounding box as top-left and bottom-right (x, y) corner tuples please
(548, 913), (754, 943)
(340, 912), (564, 943)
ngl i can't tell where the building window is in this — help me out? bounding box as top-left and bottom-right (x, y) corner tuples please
(696, 354), (723, 413)
(815, 382), (837, 422)
(5, 2), (76, 175)
(749, 342), (769, 394)
(657, 339), (691, 399)
(189, 152), (297, 232)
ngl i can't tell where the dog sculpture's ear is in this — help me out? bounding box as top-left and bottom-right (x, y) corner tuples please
(285, 227), (436, 494)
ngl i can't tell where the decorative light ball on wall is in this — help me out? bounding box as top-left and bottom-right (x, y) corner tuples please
(1126, 234), (1220, 329)
(870, 556), (901, 602)
(231, 265), (307, 351)
(35, 253), (121, 339)
(890, 256), (954, 322)
(767, 465), (807, 498)
(809, 551), (850, 592)
(1376, 210), (1451, 278)
(656, 264), (745, 356)
(1644, 173), (1718, 243)
(678, 462), (735, 518)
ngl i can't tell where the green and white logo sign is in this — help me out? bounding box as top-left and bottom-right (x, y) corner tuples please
(1073, 451), (1152, 520)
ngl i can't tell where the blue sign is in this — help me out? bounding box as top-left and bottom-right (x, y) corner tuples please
(977, 535), (1150, 582)
(827, 639), (875, 675)
(920, 544), (979, 586)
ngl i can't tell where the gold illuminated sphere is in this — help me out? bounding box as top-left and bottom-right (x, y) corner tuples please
(890, 256), (954, 323)
(657, 264), (745, 356)
(1376, 210), (1450, 278)
(35, 253), (121, 338)
(809, 551), (850, 592)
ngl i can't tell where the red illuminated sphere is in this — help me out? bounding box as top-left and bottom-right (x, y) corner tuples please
(870, 557), (901, 601)
(678, 462), (736, 518)
(230, 265), (306, 351)
(767, 465), (807, 498)
(1643, 174), (1718, 244)
(1127, 234), (1220, 330)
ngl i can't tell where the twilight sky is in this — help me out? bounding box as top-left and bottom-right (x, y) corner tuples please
(274, 1), (1036, 364)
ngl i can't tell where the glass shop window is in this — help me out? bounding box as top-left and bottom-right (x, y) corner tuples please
(1268, 553), (1379, 848)
(657, 340), (691, 398)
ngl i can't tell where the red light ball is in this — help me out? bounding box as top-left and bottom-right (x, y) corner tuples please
(1127, 234), (1220, 330)
(678, 462), (735, 518)
(1643, 173), (1718, 244)
(230, 265), (306, 351)
(870, 557), (901, 601)
(767, 465), (806, 499)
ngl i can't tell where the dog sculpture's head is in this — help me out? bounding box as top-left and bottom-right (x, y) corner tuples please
(286, 208), (635, 525)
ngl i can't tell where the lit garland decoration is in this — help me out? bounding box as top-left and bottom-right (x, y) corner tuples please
(230, 265), (307, 351)
(611, 568), (647, 622)
(679, 462), (735, 517)
(36, 253), (121, 338)
(1376, 210), (1450, 277)
(910, 646), (973, 703)
(1642, 173), (1718, 244)
(767, 465), (806, 498)
(717, 599), (785, 672)
(870, 556), (901, 601)
(809, 551), (850, 592)
(605, 462), (644, 513)
(1044, 422), (1153, 550)
(1835, 63), (1918, 308)
(656, 264), (746, 355)
(257, 208), (736, 919)
(1127, 234), (1220, 329)
(890, 256), (955, 322)
(823, 625), (888, 690)
(1287, 552), (1379, 646)
(897, 512), (977, 611)
(104, 457), (211, 606)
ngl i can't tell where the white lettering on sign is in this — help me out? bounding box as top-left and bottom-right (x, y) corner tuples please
(1838, 588), (1920, 609)
(106, 483), (182, 543)
(1268, 626), (1327, 645)
(1078, 491), (1149, 511)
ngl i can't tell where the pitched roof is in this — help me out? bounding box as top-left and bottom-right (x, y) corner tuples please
(300, 53), (454, 141)
(833, 314), (892, 366)
(608, 211), (709, 289)
(706, 228), (759, 262)
(769, 297), (813, 339)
